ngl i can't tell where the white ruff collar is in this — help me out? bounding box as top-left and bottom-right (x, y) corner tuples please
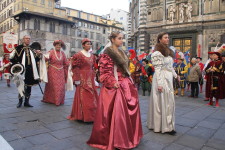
(81, 50), (91, 57)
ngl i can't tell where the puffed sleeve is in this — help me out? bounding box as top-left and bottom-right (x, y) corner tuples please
(151, 51), (164, 87)
(129, 62), (135, 74)
(10, 47), (20, 64)
(72, 53), (82, 82)
(181, 65), (188, 74)
(99, 54), (117, 88)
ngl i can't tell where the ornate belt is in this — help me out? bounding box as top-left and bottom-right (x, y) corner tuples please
(49, 64), (64, 70)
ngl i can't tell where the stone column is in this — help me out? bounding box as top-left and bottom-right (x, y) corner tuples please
(138, 0), (147, 51)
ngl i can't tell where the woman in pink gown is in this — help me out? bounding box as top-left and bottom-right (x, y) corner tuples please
(87, 32), (143, 150)
(42, 40), (68, 106)
(67, 38), (98, 122)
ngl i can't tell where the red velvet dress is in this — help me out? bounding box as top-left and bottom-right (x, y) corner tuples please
(87, 54), (143, 150)
(67, 52), (98, 122)
(42, 50), (68, 106)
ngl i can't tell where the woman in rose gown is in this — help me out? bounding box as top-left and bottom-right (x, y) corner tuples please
(87, 31), (143, 150)
(42, 40), (68, 106)
(67, 38), (98, 122)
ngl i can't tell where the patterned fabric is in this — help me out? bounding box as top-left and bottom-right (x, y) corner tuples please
(174, 62), (188, 88)
(67, 52), (98, 122)
(42, 50), (68, 106)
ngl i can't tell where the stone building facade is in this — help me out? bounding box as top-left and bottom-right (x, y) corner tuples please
(129, 0), (225, 61)
(0, 0), (123, 57)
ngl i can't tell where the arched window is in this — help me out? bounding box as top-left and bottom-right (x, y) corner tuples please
(22, 20), (25, 30)
(62, 24), (67, 35)
(34, 19), (40, 30)
(50, 22), (55, 33)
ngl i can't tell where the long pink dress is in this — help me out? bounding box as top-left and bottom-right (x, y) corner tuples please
(67, 52), (98, 122)
(87, 52), (143, 150)
(42, 50), (68, 106)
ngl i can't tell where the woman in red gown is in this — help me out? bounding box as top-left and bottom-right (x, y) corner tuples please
(42, 40), (68, 106)
(87, 31), (143, 150)
(67, 38), (98, 122)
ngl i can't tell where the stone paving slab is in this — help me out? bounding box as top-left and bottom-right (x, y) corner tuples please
(1, 81), (225, 150)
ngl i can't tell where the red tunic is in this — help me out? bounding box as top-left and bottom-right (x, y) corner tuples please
(67, 52), (98, 122)
(220, 62), (225, 99)
(42, 50), (68, 106)
(205, 60), (223, 99)
(87, 54), (143, 150)
(3, 59), (10, 74)
(198, 62), (204, 71)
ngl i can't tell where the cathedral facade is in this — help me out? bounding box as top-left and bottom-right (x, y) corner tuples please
(128, 0), (225, 61)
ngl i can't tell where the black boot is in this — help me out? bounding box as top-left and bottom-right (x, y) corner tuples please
(17, 98), (23, 108)
(143, 90), (145, 96)
(24, 96), (33, 107)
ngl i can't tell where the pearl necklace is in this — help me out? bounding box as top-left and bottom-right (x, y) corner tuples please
(54, 49), (62, 60)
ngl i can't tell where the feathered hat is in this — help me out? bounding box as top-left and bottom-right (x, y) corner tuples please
(129, 49), (136, 60)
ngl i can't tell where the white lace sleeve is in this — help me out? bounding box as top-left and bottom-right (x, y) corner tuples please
(151, 51), (164, 87)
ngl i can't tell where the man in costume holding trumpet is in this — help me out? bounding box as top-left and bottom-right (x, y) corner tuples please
(10, 35), (42, 108)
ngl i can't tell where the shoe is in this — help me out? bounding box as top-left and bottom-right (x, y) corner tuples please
(174, 89), (178, 95)
(204, 99), (209, 101)
(24, 102), (33, 107)
(215, 100), (220, 107)
(166, 130), (176, 135)
(206, 100), (213, 106)
(17, 98), (23, 108)
(188, 95), (194, 98)
(24, 98), (33, 107)
(181, 89), (185, 96)
(7, 84), (10, 87)
(194, 96), (198, 98)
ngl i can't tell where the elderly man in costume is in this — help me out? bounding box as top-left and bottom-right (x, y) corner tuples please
(10, 35), (42, 108)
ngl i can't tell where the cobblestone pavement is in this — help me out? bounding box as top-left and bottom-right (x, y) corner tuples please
(1, 80), (225, 150)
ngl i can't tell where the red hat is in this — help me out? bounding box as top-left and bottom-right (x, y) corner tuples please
(208, 52), (214, 54)
(81, 38), (91, 45)
(53, 40), (65, 47)
(209, 51), (221, 60)
(129, 49), (136, 60)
